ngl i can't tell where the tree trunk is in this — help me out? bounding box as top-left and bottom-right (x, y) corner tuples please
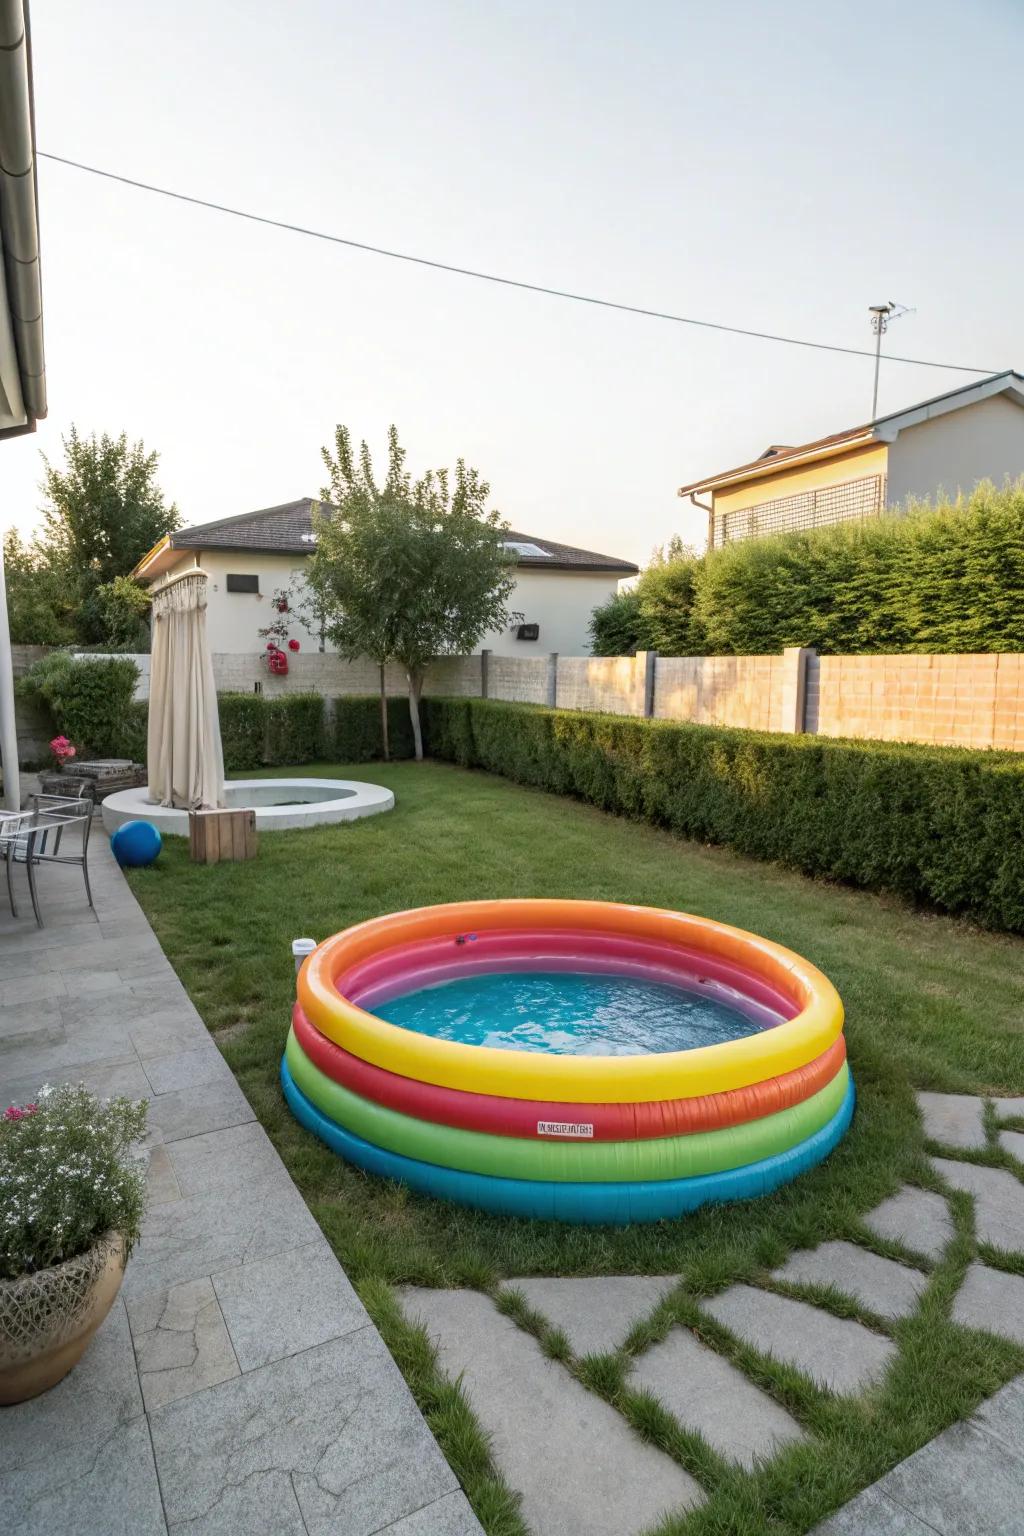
(379, 662), (390, 762)
(407, 669), (424, 761)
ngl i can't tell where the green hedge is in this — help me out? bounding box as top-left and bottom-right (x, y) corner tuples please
(421, 697), (1024, 932)
(331, 695), (416, 761)
(17, 653), (142, 757)
(216, 692), (326, 771)
(589, 479), (1024, 656)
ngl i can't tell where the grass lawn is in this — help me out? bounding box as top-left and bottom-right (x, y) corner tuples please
(127, 760), (1024, 1536)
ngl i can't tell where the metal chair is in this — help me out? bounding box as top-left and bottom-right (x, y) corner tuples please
(1, 803), (95, 928)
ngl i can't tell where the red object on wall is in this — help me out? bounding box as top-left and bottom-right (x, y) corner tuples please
(288, 638), (300, 652)
(267, 648), (289, 675)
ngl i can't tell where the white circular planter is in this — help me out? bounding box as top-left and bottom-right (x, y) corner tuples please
(101, 779), (394, 836)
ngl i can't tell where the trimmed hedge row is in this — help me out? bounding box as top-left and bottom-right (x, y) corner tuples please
(216, 692), (415, 771)
(331, 696), (416, 762)
(420, 697), (1024, 932)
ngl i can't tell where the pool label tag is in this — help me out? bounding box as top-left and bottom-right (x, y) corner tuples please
(537, 1120), (594, 1139)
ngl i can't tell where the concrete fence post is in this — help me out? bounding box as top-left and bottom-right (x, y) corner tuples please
(780, 646), (814, 733)
(635, 650), (657, 718)
(480, 649), (490, 699)
(546, 653), (559, 708)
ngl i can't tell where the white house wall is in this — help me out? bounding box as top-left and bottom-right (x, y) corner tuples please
(160, 551), (619, 658)
(886, 395), (1024, 509)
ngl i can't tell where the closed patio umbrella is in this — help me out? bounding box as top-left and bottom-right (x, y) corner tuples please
(147, 569), (224, 810)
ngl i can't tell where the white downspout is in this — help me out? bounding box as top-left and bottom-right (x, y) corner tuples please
(0, 538), (21, 810)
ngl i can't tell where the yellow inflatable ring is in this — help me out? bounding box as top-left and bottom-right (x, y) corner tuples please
(297, 899), (844, 1104)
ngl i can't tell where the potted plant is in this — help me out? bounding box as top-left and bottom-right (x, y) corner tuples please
(0, 1085), (147, 1404)
(49, 734), (77, 770)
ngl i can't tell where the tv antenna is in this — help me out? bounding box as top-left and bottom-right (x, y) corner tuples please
(869, 301), (914, 417)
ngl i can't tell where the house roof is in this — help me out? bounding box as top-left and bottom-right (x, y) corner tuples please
(677, 370), (1024, 498)
(134, 498), (638, 580)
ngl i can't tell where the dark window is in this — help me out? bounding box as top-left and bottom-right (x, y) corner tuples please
(226, 573), (260, 594)
(516, 622), (540, 641)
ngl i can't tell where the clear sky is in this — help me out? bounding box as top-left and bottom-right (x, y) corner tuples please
(4, 0), (1022, 565)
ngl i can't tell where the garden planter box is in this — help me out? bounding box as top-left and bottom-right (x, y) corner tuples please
(0, 1231), (126, 1404)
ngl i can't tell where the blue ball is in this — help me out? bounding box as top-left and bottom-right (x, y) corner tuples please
(110, 819), (162, 868)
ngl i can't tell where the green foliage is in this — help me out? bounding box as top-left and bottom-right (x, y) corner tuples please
(264, 694), (325, 766)
(0, 1084), (148, 1280)
(217, 693), (271, 772)
(2, 529), (76, 645)
(588, 481), (1024, 656)
(18, 652), (141, 757)
(330, 695), (416, 761)
(8, 425), (178, 647)
(588, 588), (652, 656)
(422, 698), (1024, 931)
(93, 575), (151, 650)
(216, 692), (327, 770)
(308, 424), (518, 756)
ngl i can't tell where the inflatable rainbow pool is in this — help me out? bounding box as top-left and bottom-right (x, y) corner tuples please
(281, 899), (853, 1225)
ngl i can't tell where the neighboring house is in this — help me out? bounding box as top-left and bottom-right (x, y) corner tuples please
(679, 370), (1024, 551)
(133, 500), (638, 657)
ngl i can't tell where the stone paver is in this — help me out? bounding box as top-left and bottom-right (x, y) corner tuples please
(772, 1240), (928, 1321)
(127, 1275), (240, 1411)
(916, 1091), (987, 1150)
(931, 1155), (1024, 1251)
(149, 1326), (463, 1536)
(1, 828), (483, 1536)
(212, 1238), (368, 1371)
(702, 1285), (896, 1395)
(813, 1377), (1024, 1533)
(952, 1262), (1024, 1345)
(863, 1185), (954, 1260)
(403, 1286), (703, 1536)
(629, 1325), (807, 1468)
(502, 1273), (677, 1355)
(993, 1096), (1024, 1120)
(999, 1128), (1024, 1162)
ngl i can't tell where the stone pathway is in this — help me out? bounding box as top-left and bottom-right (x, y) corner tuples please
(398, 1090), (1024, 1536)
(1, 836), (481, 1536)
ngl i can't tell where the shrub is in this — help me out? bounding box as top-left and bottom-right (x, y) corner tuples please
(588, 589), (652, 657)
(217, 692), (269, 772)
(265, 694), (325, 766)
(589, 480), (1024, 657)
(217, 692), (326, 769)
(17, 652), (141, 757)
(421, 698), (1024, 932)
(331, 696), (416, 761)
(0, 1085), (147, 1280)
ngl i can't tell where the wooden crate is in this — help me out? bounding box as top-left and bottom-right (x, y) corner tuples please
(188, 808), (257, 864)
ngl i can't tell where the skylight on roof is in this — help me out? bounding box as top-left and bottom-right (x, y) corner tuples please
(504, 540), (551, 558)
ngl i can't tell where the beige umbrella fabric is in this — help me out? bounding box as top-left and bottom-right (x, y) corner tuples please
(147, 569), (224, 810)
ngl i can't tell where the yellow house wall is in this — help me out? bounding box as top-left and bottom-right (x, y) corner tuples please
(712, 442), (889, 518)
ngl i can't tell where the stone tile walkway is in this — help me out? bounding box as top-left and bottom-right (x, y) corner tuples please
(1, 835), (481, 1536)
(398, 1090), (1024, 1535)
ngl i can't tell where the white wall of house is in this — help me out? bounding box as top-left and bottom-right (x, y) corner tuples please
(159, 549), (621, 658)
(886, 395), (1024, 508)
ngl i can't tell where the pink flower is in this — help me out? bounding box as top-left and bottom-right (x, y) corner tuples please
(3, 1103), (36, 1120)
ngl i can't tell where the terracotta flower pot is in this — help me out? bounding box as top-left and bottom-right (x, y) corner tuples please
(0, 1231), (126, 1405)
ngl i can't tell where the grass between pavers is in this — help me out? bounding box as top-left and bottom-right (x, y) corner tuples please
(125, 759), (1024, 1536)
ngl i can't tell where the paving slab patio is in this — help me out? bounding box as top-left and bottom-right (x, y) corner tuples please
(628, 1324), (808, 1468)
(930, 1154), (1024, 1251)
(916, 1091), (987, 1150)
(862, 1185), (954, 1260)
(1, 834), (482, 1536)
(401, 1285), (703, 1536)
(701, 1284), (897, 1395)
(771, 1240), (928, 1321)
(500, 1273), (678, 1355)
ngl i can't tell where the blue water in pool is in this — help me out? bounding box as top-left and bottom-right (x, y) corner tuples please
(374, 970), (761, 1056)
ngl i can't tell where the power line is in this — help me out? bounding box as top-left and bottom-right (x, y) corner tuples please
(39, 151), (996, 377)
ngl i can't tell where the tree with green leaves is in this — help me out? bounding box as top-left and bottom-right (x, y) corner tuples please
(307, 425), (518, 759)
(31, 426), (179, 644)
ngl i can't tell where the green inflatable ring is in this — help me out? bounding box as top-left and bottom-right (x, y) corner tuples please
(284, 1030), (849, 1185)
